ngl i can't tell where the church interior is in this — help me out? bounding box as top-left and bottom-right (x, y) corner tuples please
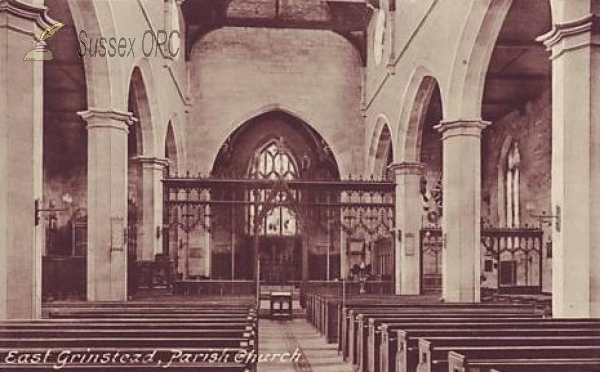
(2, 0), (600, 371)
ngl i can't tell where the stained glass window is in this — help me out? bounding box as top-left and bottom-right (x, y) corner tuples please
(248, 140), (299, 236)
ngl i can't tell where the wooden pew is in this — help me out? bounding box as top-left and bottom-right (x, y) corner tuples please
(13, 302), (261, 371)
(391, 327), (600, 372)
(345, 309), (539, 365)
(44, 299), (256, 308)
(361, 313), (540, 372)
(0, 320), (254, 329)
(384, 319), (600, 372)
(309, 294), (437, 341)
(359, 315), (542, 372)
(341, 303), (537, 358)
(418, 337), (600, 371)
(48, 312), (254, 319)
(448, 351), (600, 372)
(48, 307), (254, 313)
(0, 328), (255, 339)
(308, 290), (532, 343)
(445, 347), (600, 372)
(0, 347), (256, 371)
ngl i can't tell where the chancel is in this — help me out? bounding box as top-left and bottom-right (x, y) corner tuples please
(2, 0), (600, 371)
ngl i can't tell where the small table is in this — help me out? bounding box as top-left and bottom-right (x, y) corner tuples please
(269, 291), (293, 319)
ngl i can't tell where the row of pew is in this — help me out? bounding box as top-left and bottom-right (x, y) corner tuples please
(306, 292), (600, 372)
(0, 300), (258, 371)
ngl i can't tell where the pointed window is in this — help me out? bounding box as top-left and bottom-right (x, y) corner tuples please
(506, 142), (521, 227)
(248, 139), (299, 236)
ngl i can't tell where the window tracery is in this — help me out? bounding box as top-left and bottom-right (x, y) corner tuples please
(248, 139), (299, 236)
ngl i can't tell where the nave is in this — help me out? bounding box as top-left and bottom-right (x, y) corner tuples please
(2, 290), (599, 372)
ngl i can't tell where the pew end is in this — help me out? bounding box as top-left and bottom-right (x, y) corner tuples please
(448, 351), (467, 372)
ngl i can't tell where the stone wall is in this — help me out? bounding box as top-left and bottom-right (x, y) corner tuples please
(481, 89), (552, 292)
(188, 27), (364, 177)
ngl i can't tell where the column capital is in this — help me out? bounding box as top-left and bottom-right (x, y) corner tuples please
(130, 156), (170, 168)
(435, 119), (490, 141)
(387, 161), (425, 176)
(0, 0), (55, 36)
(78, 108), (137, 132)
(537, 14), (600, 59)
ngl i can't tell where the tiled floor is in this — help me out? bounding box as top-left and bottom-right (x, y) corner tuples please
(257, 319), (354, 372)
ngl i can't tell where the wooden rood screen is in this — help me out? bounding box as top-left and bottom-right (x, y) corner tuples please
(162, 174), (396, 292)
(420, 227), (544, 295)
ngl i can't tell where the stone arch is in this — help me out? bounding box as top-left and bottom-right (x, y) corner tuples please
(127, 62), (159, 158)
(67, 0), (125, 109)
(164, 113), (186, 174)
(444, 0), (512, 121)
(398, 68), (439, 163)
(165, 121), (179, 176)
(209, 104), (343, 178)
(367, 116), (393, 179)
(211, 110), (340, 180)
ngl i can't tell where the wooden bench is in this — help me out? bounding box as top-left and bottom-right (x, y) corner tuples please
(391, 327), (600, 372)
(357, 315), (542, 372)
(344, 309), (539, 365)
(0, 347), (255, 371)
(322, 295), (443, 342)
(387, 319), (600, 372)
(362, 314), (542, 372)
(0, 320), (255, 329)
(448, 350), (600, 372)
(48, 308), (255, 315)
(427, 345), (600, 372)
(48, 312), (255, 319)
(1, 303), (260, 371)
(306, 293), (433, 340)
(341, 303), (537, 356)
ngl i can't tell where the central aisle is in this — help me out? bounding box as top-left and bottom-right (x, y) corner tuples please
(257, 319), (354, 372)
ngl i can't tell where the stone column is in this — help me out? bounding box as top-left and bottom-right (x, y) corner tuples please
(131, 156), (168, 261)
(389, 161), (425, 295)
(79, 108), (135, 301)
(539, 13), (600, 317)
(435, 120), (488, 302)
(0, 0), (53, 319)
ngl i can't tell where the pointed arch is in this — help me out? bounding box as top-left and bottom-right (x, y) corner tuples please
(211, 109), (340, 180)
(367, 115), (393, 179)
(165, 113), (186, 172)
(208, 104), (343, 178)
(127, 64), (158, 158)
(165, 121), (179, 176)
(67, 0), (125, 109)
(397, 68), (439, 163)
(444, 0), (512, 121)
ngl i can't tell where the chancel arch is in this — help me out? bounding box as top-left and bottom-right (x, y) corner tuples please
(209, 111), (340, 283)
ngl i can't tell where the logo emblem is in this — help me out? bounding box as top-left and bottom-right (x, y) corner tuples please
(24, 22), (65, 61)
